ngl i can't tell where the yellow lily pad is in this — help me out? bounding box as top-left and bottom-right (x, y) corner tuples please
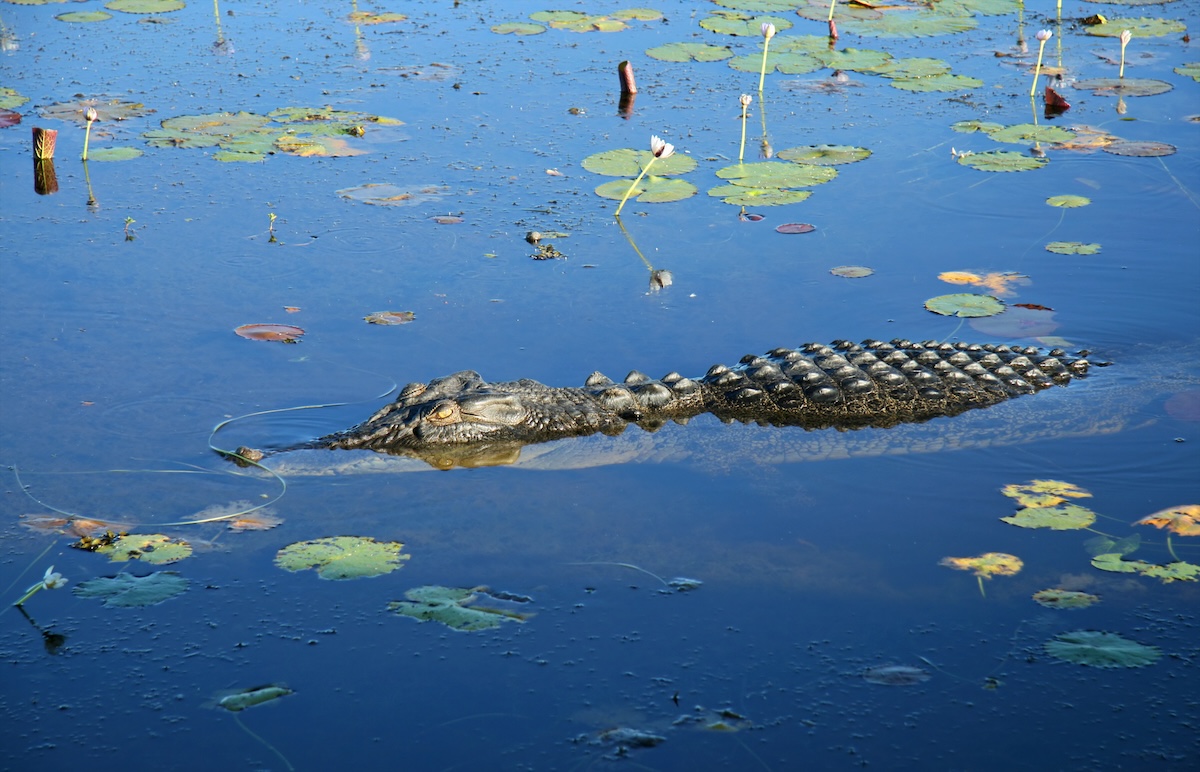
(97, 534), (192, 564)
(940, 552), (1023, 579)
(1134, 504), (1200, 536)
(1001, 480), (1092, 508)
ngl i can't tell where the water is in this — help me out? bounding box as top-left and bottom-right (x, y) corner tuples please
(2, 1), (1198, 769)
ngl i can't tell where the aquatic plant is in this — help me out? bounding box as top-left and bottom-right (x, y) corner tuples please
(614, 135), (674, 216)
(1119, 30), (1132, 79)
(738, 94), (752, 162)
(826, 0), (837, 40)
(1030, 29), (1051, 97)
(81, 106), (97, 161)
(12, 565), (67, 606)
(757, 22), (775, 92)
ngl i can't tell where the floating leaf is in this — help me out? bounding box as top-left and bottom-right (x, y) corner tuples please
(729, 50), (820, 75)
(951, 119), (1004, 134)
(1092, 553), (1199, 583)
(1084, 533), (1141, 558)
(776, 145), (871, 165)
(73, 572), (188, 608)
(812, 47), (893, 71)
(275, 135), (366, 158)
(1046, 241), (1102, 255)
(1073, 78), (1172, 97)
(1044, 631), (1161, 668)
(594, 176), (697, 204)
(937, 271), (1028, 296)
(699, 11), (792, 37)
(1002, 480), (1092, 508)
(490, 22), (545, 35)
(0, 108), (21, 128)
(1032, 589), (1100, 610)
(1001, 504), (1097, 530)
(87, 146), (143, 161)
(940, 552), (1023, 579)
(957, 151), (1048, 172)
(988, 124), (1075, 145)
(1176, 62), (1200, 82)
(234, 323), (305, 343)
(862, 665), (930, 686)
(1084, 17), (1187, 38)
(1046, 195), (1091, 208)
(364, 311), (416, 325)
(890, 74), (983, 92)
(346, 11), (407, 25)
(582, 148), (696, 177)
(1103, 140), (1176, 157)
(529, 8), (661, 33)
(776, 223), (816, 234)
(707, 185), (812, 206)
(216, 685), (293, 712)
(388, 585), (532, 631)
(275, 536), (410, 580)
(43, 96), (154, 125)
(104, 0), (185, 14)
(1134, 505), (1200, 536)
(336, 183), (450, 207)
(872, 57), (952, 79)
(645, 42), (733, 63)
(831, 265), (873, 278)
(57, 10), (113, 21)
(97, 534), (192, 564)
(0, 87), (30, 110)
(924, 293), (1005, 318)
(227, 513), (283, 532)
(715, 162), (837, 188)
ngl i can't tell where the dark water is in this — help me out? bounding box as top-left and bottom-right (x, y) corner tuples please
(2, 1), (1198, 769)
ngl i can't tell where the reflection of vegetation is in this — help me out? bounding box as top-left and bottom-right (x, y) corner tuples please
(1044, 631), (1161, 668)
(939, 552), (1023, 597)
(1031, 589), (1099, 610)
(388, 585), (533, 631)
(74, 571), (188, 607)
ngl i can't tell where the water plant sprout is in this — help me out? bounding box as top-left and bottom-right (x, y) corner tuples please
(13, 566), (67, 606)
(1030, 29), (1051, 97)
(826, 0), (838, 39)
(613, 135), (674, 217)
(81, 107), (97, 161)
(738, 94), (752, 162)
(1119, 30), (1132, 79)
(757, 22), (775, 92)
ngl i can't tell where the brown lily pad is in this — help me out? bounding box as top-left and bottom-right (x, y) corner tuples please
(1102, 140), (1176, 157)
(234, 323), (305, 343)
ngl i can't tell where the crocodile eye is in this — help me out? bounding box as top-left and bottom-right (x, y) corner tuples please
(427, 401), (461, 425)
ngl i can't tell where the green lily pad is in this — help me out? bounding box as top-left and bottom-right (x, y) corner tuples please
(987, 123), (1075, 145)
(1084, 533), (1141, 558)
(1044, 631), (1161, 668)
(336, 183), (450, 206)
(831, 265), (873, 278)
(346, 11), (407, 25)
(871, 57), (952, 79)
(924, 293), (1005, 318)
(529, 8), (661, 32)
(950, 119), (1004, 134)
(594, 176), (697, 204)
(1047, 194), (1091, 208)
(1001, 504), (1097, 530)
(1046, 241), (1102, 255)
(57, 10), (113, 21)
(957, 150), (1048, 172)
(1032, 589), (1100, 610)
(889, 74), (983, 92)
(1176, 62), (1200, 82)
(582, 148), (696, 177)
(275, 134), (367, 158)
(97, 534), (192, 564)
(645, 42), (733, 63)
(707, 185), (813, 206)
(0, 87), (29, 110)
(1084, 17), (1187, 38)
(105, 0), (185, 14)
(275, 536), (410, 580)
(852, 10), (977, 39)
(715, 161), (837, 188)
(388, 585), (532, 631)
(42, 97), (154, 125)
(728, 50), (821, 76)
(1073, 78), (1173, 97)
(812, 47), (893, 72)
(88, 146), (143, 161)
(1092, 553), (1199, 583)
(712, 0), (798, 10)
(776, 145), (871, 165)
(491, 22), (545, 35)
(699, 12), (792, 37)
(73, 571), (188, 608)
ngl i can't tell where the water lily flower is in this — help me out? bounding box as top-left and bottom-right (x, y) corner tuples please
(13, 566), (68, 606)
(758, 23), (776, 92)
(615, 135), (676, 217)
(738, 94), (753, 162)
(1030, 29), (1052, 98)
(1119, 30), (1132, 79)
(82, 106), (98, 161)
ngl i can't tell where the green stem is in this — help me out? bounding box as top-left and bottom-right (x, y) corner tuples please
(614, 157), (656, 217)
(13, 583), (42, 607)
(1029, 40), (1047, 97)
(738, 105), (749, 162)
(827, 0), (836, 22)
(82, 121), (93, 161)
(757, 38), (771, 92)
(1166, 534), (1180, 563)
(977, 575), (986, 598)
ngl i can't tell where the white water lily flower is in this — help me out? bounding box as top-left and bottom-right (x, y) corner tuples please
(740, 93), (753, 108)
(761, 22), (776, 41)
(1035, 29), (1052, 42)
(43, 566), (67, 590)
(649, 135), (674, 160)
(1119, 30), (1132, 47)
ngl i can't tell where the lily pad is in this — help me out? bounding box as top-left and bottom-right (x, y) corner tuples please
(216, 685), (293, 712)
(707, 186), (813, 206)
(729, 50), (821, 76)
(364, 311), (416, 325)
(1175, 62), (1200, 82)
(1073, 78), (1172, 97)
(87, 146), (143, 161)
(1002, 480), (1092, 508)
(699, 12), (792, 37)
(1091, 553), (1199, 583)
(957, 150), (1048, 172)
(336, 183), (450, 206)
(105, 0), (185, 14)
(1084, 533), (1141, 558)
(1032, 589), (1100, 610)
(97, 534), (192, 564)
(987, 124), (1075, 145)
(42, 97), (154, 125)
(1134, 504), (1200, 536)
(776, 145), (871, 165)
(924, 293), (1005, 318)
(862, 665), (930, 685)
(1084, 18), (1187, 38)
(872, 58), (952, 79)
(582, 148), (696, 177)
(491, 22), (545, 35)
(346, 11), (407, 25)
(831, 265), (872, 278)
(0, 87), (29, 110)
(1103, 140), (1176, 157)
(776, 222), (816, 234)
(1046, 195), (1091, 208)
(950, 119), (1004, 135)
(1046, 241), (1102, 255)
(1044, 631), (1161, 668)
(529, 8), (661, 32)
(57, 10), (113, 21)
(275, 536), (410, 580)
(889, 74), (983, 92)
(716, 162), (837, 188)
(939, 552), (1023, 579)
(1001, 504), (1097, 530)
(388, 585), (532, 631)
(812, 47), (893, 72)
(234, 323), (305, 343)
(0, 108), (21, 128)
(594, 176), (698, 204)
(645, 42), (733, 63)
(73, 571), (188, 608)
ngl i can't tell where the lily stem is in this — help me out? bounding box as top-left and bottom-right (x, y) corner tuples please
(614, 157), (657, 217)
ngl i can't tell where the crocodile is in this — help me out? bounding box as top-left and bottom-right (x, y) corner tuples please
(239, 339), (1102, 469)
